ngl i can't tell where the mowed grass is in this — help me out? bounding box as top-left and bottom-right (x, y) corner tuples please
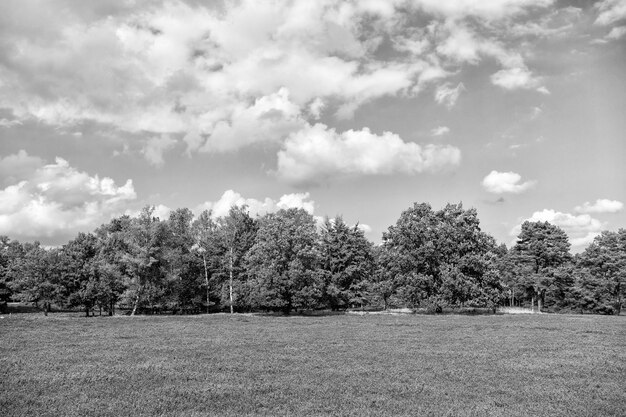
(1, 313), (625, 417)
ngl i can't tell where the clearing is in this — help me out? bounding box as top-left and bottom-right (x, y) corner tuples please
(1, 313), (625, 416)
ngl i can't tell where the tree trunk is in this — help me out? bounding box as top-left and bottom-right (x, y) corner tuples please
(203, 254), (210, 314)
(43, 302), (49, 316)
(130, 288), (142, 316)
(531, 296), (535, 312)
(229, 247), (234, 314)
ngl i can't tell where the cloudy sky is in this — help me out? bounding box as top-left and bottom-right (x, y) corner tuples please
(0, 0), (624, 251)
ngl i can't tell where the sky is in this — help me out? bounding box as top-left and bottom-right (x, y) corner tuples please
(0, 0), (624, 252)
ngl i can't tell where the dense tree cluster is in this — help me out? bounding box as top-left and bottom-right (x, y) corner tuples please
(0, 202), (624, 316)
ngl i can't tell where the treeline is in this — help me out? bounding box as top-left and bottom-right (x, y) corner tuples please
(0, 203), (624, 316)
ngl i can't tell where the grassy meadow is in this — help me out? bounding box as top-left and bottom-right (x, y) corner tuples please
(1, 312), (625, 416)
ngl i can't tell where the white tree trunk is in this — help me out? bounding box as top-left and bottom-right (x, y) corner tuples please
(131, 287), (142, 316)
(229, 247), (234, 314)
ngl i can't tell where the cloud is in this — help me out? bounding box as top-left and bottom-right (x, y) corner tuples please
(0, 119), (23, 128)
(482, 170), (536, 194)
(435, 83), (466, 108)
(276, 123), (461, 186)
(414, 0), (555, 20)
(511, 209), (604, 248)
(0, 1), (560, 156)
(595, 0), (626, 26)
(196, 189), (315, 219)
(0, 150), (45, 185)
(0, 0), (576, 170)
(430, 126), (451, 136)
(142, 134), (177, 166)
(490, 67), (541, 90)
(575, 199), (624, 214)
(606, 25), (626, 39)
(0, 153), (136, 244)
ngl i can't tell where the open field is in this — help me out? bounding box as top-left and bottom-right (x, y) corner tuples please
(1, 313), (625, 416)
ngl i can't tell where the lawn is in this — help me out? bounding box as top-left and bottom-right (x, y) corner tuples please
(1, 313), (625, 416)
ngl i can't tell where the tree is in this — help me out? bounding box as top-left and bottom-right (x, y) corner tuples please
(245, 208), (322, 314)
(165, 208), (203, 313)
(214, 206), (257, 313)
(511, 221), (571, 312)
(378, 203), (503, 311)
(192, 209), (219, 313)
(123, 206), (168, 315)
(319, 216), (374, 310)
(577, 229), (626, 315)
(6, 242), (60, 315)
(0, 236), (23, 307)
(93, 216), (133, 315)
(57, 233), (100, 317)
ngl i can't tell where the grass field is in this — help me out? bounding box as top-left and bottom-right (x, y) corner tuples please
(1, 313), (625, 416)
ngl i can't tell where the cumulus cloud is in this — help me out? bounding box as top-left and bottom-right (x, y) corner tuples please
(0, 152), (136, 244)
(0, 150), (44, 185)
(276, 123), (461, 186)
(482, 170), (536, 194)
(196, 189), (315, 219)
(606, 25), (626, 39)
(0, 0), (562, 168)
(575, 199), (624, 214)
(430, 126), (451, 136)
(595, 0), (626, 26)
(511, 209), (604, 248)
(490, 67), (541, 90)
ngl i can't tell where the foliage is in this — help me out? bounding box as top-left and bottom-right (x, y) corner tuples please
(510, 221), (572, 311)
(377, 203), (503, 310)
(576, 229), (626, 314)
(319, 216), (374, 310)
(1, 200), (624, 315)
(245, 208), (323, 314)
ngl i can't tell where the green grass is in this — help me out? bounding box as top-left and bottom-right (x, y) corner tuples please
(1, 313), (625, 416)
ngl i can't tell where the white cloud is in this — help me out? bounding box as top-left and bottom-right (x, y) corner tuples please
(142, 134), (177, 166)
(414, 0), (554, 20)
(536, 86), (551, 95)
(0, 150), (44, 184)
(0, 118), (23, 128)
(276, 123), (461, 186)
(436, 23), (481, 64)
(431, 126), (451, 136)
(435, 83), (465, 108)
(199, 88), (305, 152)
(0, 0), (568, 167)
(575, 199), (624, 214)
(595, 0), (626, 26)
(606, 25), (626, 39)
(482, 170), (536, 194)
(490, 67), (541, 90)
(511, 209), (604, 248)
(0, 153), (136, 244)
(196, 189), (316, 219)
